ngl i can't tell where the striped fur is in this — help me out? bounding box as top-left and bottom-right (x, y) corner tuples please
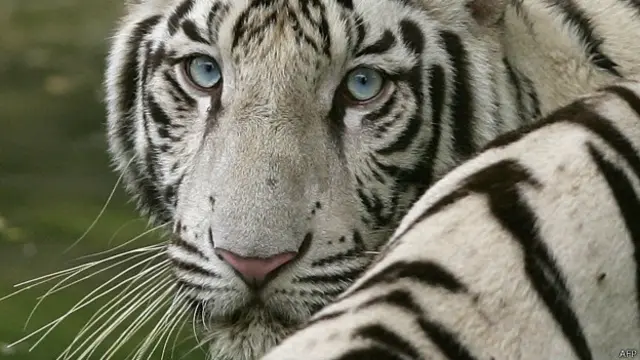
(262, 81), (640, 360)
(103, 0), (640, 359)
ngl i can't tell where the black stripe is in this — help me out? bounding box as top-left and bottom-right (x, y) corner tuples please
(356, 187), (387, 227)
(335, 0), (353, 9)
(116, 15), (162, 155)
(356, 289), (423, 314)
(394, 156), (592, 359)
(176, 279), (217, 293)
(622, 0), (640, 14)
(208, 226), (215, 249)
(393, 160), (541, 243)
(587, 143), (640, 323)
(206, 2), (223, 42)
(307, 0), (331, 57)
(352, 229), (365, 251)
(172, 259), (221, 279)
(327, 90), (347, 159)
(168, 0), (195, 35)
(398, 19), (423, 54)
(147, 94), (172, 139)
(367, 156), (388, 183)
(305, 309), (348, 327)
(163, 183), (176, 207)
(311, 245), (363, 267)
(171, 237), (208, 260)
(440, 30), (474, 160)
(524, 75), (541, 119)
(181, 20), (209, 44)
(286, 6), (321, 54)
(364, 89), (397, 127)
(355, 30), (396, 57)
(503, 57), (526, 119)
(139, 42), (166, 209)
(148, 43), (166, 75)
(356, 289), (479, 360)
(488, 169), (593, 360)
(483, 96), (640, 182)
(376, 20), (424, 157)
(349, 260), (468, 295)
(423, 65), (446, 187)
(354, 324), (420, 359)
(138, 55), (170, 223)
(416, 317), (480, 360)
(378, 64), (445, 213)
(136, 168), (168, 221)
(603, 85), (640, 116)
(294, 267), (365, 284)
(336, 347), (406, 360)
(163, 71), (197, 108)
(353, 16), (367, 54)
(545, 0), (621, 76)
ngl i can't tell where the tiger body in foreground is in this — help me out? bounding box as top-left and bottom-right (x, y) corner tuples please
(101, 0), (640, 358)
(262, 81), (640, 360)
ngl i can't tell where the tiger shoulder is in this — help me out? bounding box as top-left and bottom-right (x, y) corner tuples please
(261, 80), (640, 360)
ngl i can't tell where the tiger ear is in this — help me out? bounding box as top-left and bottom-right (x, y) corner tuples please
(466, 0), (507, 27)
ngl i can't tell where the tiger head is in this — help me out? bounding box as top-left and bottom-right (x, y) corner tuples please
(105, 0), (512, 358)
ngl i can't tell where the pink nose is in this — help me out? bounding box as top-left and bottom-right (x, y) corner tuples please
(216, 249), (297, 286)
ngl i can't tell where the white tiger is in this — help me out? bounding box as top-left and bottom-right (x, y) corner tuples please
(35, 0), (638, 358)
(261, 80), (640, 360)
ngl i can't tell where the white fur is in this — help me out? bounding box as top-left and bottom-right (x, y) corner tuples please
(503, 0), (640, 114)
(262, 80), (640, 360)
(102, 0), (640, 359)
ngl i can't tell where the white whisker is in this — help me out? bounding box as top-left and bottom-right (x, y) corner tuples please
(170, 301), (193, 359)
(8, 253), (168, 351)
(136, 293), (189, 360)
(71, 273), (174, 360)
(63, 156), (134, 254)
(101, 279), (178, 359)
(57, 264), (172, 360)
(1, 265), (93, 303)
(75, 223), (169, 262)
(11, 243), (164, 290)
(163, 299), (192, 360)
(110, 283), (176, 360)
(178, 307), (207, 360)
(200, 300), (209, 331)
(146, 296), (188, 360)
(107, 218), (146, 247)
(24, 246), (164, 329)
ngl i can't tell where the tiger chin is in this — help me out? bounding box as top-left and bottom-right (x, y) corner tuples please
(104, 0), (640, 358)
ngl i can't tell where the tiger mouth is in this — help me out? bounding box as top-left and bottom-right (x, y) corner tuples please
(176, 233), (317, 327)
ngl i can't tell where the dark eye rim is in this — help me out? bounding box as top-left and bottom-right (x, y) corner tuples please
(181, 54), (223, 92)
(340, 66), (389, 106)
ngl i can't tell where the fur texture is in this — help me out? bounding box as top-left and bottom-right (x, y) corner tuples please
(262, 80), (640, 360)
(104, 0), (640, 358)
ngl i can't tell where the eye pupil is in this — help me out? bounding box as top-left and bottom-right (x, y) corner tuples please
(186, 55), (222, 90)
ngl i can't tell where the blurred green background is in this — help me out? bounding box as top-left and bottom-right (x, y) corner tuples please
(0, 1), (198, 358)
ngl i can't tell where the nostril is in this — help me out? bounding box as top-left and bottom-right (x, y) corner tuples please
(215, 249), (297, 286)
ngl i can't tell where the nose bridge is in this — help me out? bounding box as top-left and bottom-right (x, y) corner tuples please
(210, 115), (317, 258)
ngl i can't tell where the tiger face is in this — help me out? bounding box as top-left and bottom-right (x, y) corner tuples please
(105, 0), (508, 358)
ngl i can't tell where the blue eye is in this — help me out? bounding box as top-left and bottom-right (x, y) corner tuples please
(186, 55), (222, 89)
(344, 67), (385, 102)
